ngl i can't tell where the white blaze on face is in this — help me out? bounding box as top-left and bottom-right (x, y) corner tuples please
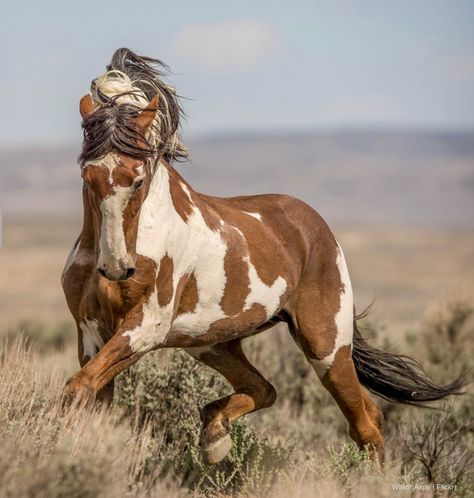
(311, 242), (354, 378)
(98, 185), (134, 267)
(80, 318), (105, 359)
(93, 154), (137, 274)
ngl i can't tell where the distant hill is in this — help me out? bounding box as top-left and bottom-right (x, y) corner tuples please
(1, 130), (473, 227)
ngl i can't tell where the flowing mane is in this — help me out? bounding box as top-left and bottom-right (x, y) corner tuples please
(79, 47), (188, 165)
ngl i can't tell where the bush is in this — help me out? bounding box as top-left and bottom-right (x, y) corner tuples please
(115, 348), (296, 496)
(422, 301), (473, 381)
(402, 405), (473, 496)
(1, 298), (473, 498)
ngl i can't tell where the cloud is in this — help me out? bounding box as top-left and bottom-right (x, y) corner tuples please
(171, 19), (281, 71)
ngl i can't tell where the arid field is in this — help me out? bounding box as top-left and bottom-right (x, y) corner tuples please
(1, 219), (473, 333)
(0, 218), (473, 497)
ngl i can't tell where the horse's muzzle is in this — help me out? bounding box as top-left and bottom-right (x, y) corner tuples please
(97, 266), (136, 281)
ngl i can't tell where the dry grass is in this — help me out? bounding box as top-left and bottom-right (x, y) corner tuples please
(1, 220), (473, 496)
(1, 303), (472, 497)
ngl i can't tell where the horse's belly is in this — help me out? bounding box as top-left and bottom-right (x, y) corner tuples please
(168, 278), (288, 346)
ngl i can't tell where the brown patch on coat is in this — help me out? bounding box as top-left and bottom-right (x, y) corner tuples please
(219, 228), (251, 316)
(291, 232), (345, 360)
(168, 303), (268, 348)
(176, 273), (199, 316)
(167, 163), (223, 230)
(198, 200), (222, 232)
(156, 255), (174, 306)
(203, 195), (295, 288)
(82, 165), (115, 198)
(169, 172), (194, 222)
(111, 156), (146, 187)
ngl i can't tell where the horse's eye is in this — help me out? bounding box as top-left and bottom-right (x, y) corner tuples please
(135, 178), (144, 190)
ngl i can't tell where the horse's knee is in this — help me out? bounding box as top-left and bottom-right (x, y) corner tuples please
(259, 381), (277, 409)
(61, 372), (96, 408)
(241, 379), (276, 409)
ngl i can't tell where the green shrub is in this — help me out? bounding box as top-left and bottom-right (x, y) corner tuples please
(115, 348), (296, 496)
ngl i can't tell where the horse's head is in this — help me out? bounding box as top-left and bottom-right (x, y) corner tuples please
(79, 95), (158, 281)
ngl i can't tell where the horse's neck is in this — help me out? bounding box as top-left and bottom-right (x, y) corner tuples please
(77, 159), (208, 266)
(136, 160), (207, 266)
(79, 185), (99, 254)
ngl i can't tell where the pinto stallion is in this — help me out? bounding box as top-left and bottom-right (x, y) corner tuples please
(61, 48), (464, 465)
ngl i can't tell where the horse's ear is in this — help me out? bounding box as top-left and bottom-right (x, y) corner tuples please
(136, 95), (159, 133)
(80, 95), (94, 120)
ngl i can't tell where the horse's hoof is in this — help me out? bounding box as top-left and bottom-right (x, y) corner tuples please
(202, 433), (232, 464)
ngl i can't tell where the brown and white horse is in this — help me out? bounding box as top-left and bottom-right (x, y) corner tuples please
(61, 48), (464, 465)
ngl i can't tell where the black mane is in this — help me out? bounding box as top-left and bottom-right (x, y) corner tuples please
(79, 48), (188, 165)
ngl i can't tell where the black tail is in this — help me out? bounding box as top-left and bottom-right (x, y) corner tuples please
(352, 311), (466, 405)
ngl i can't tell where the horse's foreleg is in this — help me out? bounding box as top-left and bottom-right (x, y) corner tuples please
(62, 330), (144, 407)
(75, 323), (115, 407)
(185, 339), (276, 464)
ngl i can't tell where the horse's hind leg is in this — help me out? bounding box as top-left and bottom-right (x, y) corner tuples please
(286, 247), (384, 463)
(185, 339), (276, 464)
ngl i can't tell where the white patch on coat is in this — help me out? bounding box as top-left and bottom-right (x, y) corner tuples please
(244, 211), (262, 221)
(124, 162), (287, 350)
(123, 289), (175, 351)
(61, 239), (80, 284)
(127, 164), (228, 350)
(310, 243), (354, 378)
(98, 185), (134, 271)
(80, 318), (105, 359)
(61, 240), (94, 285)
(244, 257), (287, 319)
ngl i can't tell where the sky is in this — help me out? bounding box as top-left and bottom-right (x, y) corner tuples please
(1, 0), (473, 146)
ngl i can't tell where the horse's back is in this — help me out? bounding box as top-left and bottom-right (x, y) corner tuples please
(203, 192), (337, 261)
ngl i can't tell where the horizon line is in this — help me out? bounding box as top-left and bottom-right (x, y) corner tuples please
(1, 125), (473, 151)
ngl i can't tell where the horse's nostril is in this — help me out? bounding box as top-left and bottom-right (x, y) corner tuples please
(125, 268), (135, 279)
(98, 268), (107, 278)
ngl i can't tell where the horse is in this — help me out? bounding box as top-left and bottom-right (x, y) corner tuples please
(61, 48), (464, 465)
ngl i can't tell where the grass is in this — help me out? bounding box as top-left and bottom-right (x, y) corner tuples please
(0, 302), (473, 497)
